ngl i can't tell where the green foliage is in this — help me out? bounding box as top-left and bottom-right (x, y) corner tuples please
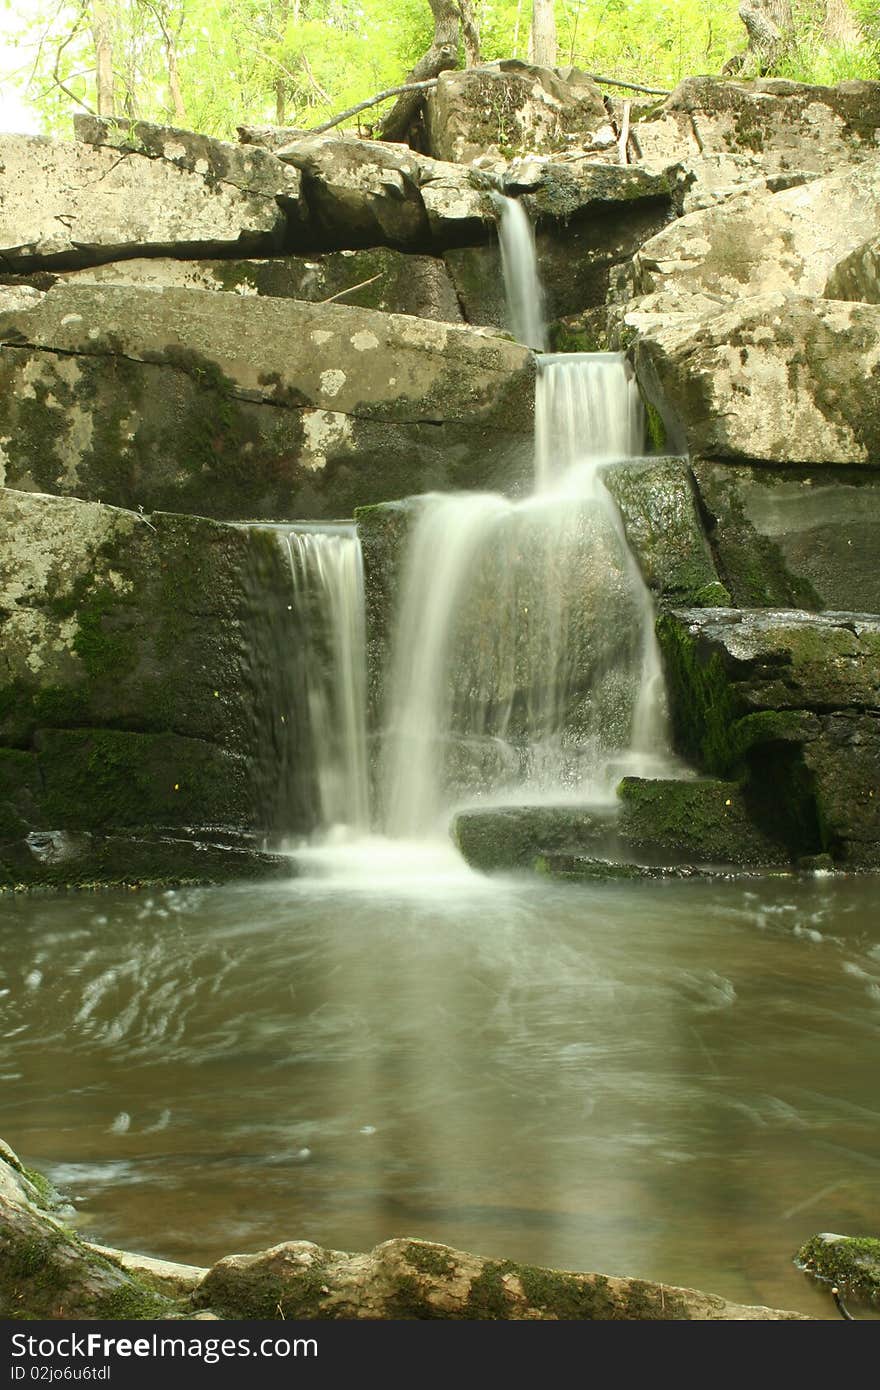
(4, 1), (878, 140)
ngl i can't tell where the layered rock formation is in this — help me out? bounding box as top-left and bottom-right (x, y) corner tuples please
(1, 68), (879, 884)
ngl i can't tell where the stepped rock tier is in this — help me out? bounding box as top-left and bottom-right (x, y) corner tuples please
(0, 70), (879, 887)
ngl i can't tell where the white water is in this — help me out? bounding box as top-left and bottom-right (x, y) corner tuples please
(493, 193), (548, 351)
(378, 196), (674, 841)
(283, 525), (370, 835)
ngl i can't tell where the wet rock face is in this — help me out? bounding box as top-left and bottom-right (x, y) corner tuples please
(658, 609), (880, 867)
(0, 488), (306, 873)
(424, 62), (607, 164)
(0, 282), (534, 518)
(691, 463), (880, 612)
(636, 76), (880, 177)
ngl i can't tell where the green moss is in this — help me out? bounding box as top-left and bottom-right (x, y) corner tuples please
(655, 616), (742, 774)
(797, 1234), (880, 1307)
(644, 398), (667, 453)
(465, 1261), (516, 1319)
(386, 1274), (440, 1320)
(20, 1166), (60, 1210)
(403, 1243), (456, 1278)
(92, 1284), (170, 1320)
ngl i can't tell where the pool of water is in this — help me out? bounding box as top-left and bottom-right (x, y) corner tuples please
(2, 848), (879, 1319)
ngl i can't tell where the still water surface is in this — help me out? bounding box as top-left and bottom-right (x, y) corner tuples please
(2, 850), (879, 1318)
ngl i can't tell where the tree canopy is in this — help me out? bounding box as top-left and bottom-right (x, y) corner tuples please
(3, 0), (878, 140)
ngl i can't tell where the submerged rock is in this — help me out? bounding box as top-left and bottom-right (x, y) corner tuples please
(452, 776), (789, 875)
(797, 1233), (880, 1308)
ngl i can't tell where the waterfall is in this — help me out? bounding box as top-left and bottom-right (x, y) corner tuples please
(282, 524), (370, 835)
(380, 202), (672, 840)
(493, 194), (548, 351)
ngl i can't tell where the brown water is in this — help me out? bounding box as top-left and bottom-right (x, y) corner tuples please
(2, 849), (879, 1319)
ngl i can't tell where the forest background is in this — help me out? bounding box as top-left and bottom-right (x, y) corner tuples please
(1, 0), (878, 143)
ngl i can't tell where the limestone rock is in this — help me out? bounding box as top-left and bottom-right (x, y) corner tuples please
(691, 463), (880, 611)
(0, 488), (305, 863)
(515, 161), (673, 224)
(657, 609), (880, 866)
(601, 457), (727, 607)
(633, 292), (880, 466)
(424, 62), (607, 164)
(0, 282), (534, 517)
(52, 248), (465, 322)
(0, 132), (296, 270)
(634, 76), (880, 177)
(624, 159), (880, 319)
(194, 1234), (807, 1320)
(825, 236), (880, 303)
(275, 135), (496, 249)
(276, 135), (430, 248)
(73, 114), (304, 209)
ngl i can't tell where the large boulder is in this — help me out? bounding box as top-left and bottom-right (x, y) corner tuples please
(44, 248), (464, 322)
(0, 130), (299, 270)
(691, 462), (880, 611)
(601, 458), (728, 608)
(657, 609), (880, 866)
(451, 777), (790, 874)
(276, 135), (495, 249)
(424, 61), (608, 164)
(0, 282), (534, 518)
(633, 292), (880, 466)
(634, 77), (880, 178)
(622, 159), (880, 322)
(0, 488), (312, 884)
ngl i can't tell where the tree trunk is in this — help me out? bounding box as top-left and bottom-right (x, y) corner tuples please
(823, 0), (861, 46)
(530, 0), (558, 68)
(457, 1), (481, 66)
(90, 0), (115, 116)
(377, 0), (460, 143)
(726, 0), (794, 76)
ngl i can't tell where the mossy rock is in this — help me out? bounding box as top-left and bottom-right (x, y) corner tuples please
(796, 1233), (880, 1308)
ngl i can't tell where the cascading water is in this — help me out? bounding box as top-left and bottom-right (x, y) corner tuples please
(380, 197), (673, 840)
(280, 524), (370, 836)
(493, 193), (548, 351)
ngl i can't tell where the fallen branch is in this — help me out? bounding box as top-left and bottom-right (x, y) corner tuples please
(319, 273), (383, 304)
(618, 98), (631, 166)
(306, 80), (440, 136)
(582, 71), (670, 97)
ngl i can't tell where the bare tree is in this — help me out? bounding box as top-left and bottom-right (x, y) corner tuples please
(530, 0), (558, 67)
(458, 0), (481, 66)
(90, 0), (115, 114)
(141, 0), (187, 123)
(725, 0), (794, 76)
(378, 0), (461, 142)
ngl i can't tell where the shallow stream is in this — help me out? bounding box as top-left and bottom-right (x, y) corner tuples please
(2, 853), (879, 1318)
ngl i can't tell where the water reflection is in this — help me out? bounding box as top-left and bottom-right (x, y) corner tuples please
(1, 867), (879, 1318)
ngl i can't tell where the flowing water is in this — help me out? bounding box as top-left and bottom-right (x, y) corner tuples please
(6, 198), (876, 1323)
(2, 871), (879, 1319)
(280, 525), (370, 835)
(493, 193), (548, 351)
